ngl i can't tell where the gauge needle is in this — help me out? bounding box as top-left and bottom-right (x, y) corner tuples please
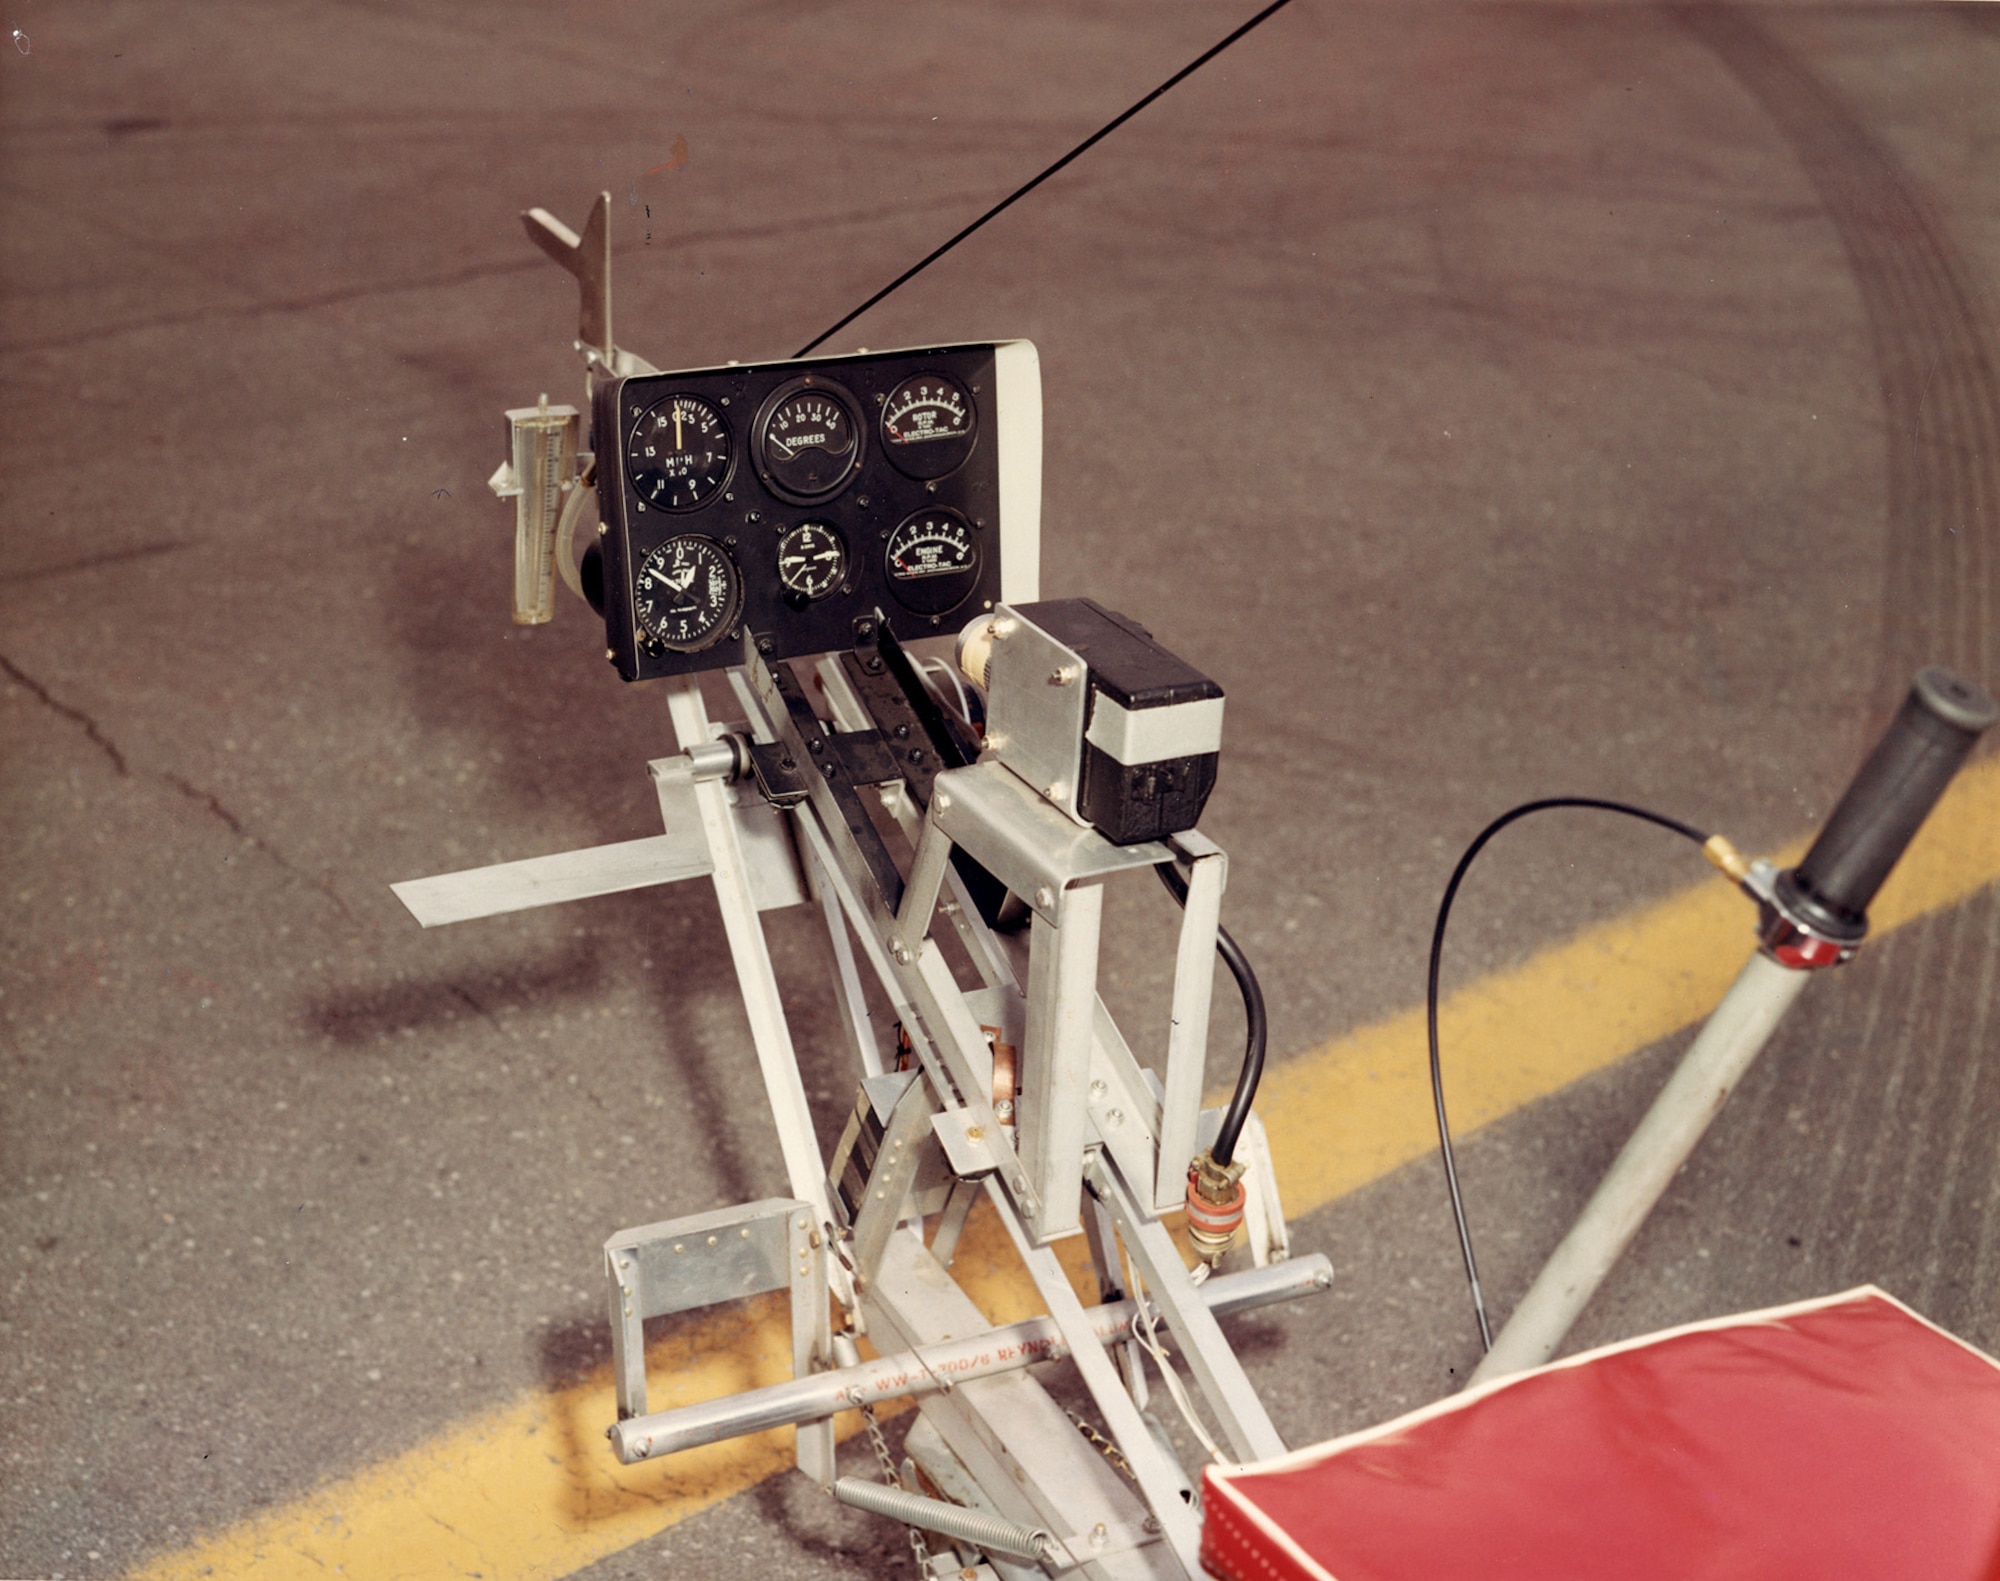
(674, 410), (684, 449)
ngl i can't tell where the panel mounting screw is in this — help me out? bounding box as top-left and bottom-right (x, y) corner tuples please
(1034, 886), (1055, 909)
(1049, 665), (1079, 686)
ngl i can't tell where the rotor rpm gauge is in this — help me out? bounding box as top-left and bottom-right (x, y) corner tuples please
(776, 522), (847, 606)
(884, 508), (981, 617)
(626, 394), (732, 512)
(880, 373), (976, 480)
(633, 535), (743, 652)
(754, 378), (864, 503)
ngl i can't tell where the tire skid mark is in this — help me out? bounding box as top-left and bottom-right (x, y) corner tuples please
(1919, 886), (2000, 1313)
(1671, 5), (1999, 1341)
(1674, 4), (2000, 712)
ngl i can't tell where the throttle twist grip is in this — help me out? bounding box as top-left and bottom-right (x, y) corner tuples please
(1776, 668), (1997, 944)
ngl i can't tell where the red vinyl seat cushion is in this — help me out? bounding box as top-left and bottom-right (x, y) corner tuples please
(1201, 1288), (2000, 1581)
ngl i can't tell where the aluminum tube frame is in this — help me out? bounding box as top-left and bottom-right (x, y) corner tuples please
(1157, 832), (1224, 1210)
(663, 677), (835, 1247)
(609, 1255), (1332, 1463)
(1469, 948), (1813, 1385)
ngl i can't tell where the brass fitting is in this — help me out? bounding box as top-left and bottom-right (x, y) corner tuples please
(1184, 1149), (1248, 1265)
(1703, 833), (1751, 885)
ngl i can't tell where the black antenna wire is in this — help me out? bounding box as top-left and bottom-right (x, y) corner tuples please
(793, 0), (1299, 359)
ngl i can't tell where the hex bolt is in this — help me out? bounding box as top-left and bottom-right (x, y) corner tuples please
(1034, 885), (1055, 909)
(756, 635), (775, 655)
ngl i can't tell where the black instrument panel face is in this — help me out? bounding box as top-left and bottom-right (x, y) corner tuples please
(594, 344), (1005, 681)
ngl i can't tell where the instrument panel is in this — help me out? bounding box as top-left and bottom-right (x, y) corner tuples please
(591, 341), (1040, 680)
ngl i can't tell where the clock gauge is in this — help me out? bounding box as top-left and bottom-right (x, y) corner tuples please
(632, 535), (743, 652)
(776, 522), (847, 606)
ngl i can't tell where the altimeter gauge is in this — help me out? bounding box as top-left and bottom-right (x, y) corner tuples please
(754, 378), (863, 503)
(633, 535), (743, 651)
(627, 394), (732, 512)
(776, 522), (847, 606)
(884, 508), (981, 617)
(880, 373), (976, 480)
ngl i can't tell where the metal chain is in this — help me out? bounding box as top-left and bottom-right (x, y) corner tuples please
(1064, 1408), (1139, 1486)
(859, 1401), (934, 1575)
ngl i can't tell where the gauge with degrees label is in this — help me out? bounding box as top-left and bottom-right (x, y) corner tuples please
(633, 535), (743, 652)
(884, 508), (981, 617)
(754, 378), (863, 503)
(626, 394), (732, 512)
(776, 522), (846, 607)
(880, 373), (976, 480)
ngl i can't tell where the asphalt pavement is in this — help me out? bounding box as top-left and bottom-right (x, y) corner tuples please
(3, 4), (1996, 1577)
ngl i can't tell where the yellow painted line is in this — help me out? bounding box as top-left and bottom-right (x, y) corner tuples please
(130, 754), (2000, 1581)
(1260, 751), (2000, 1215)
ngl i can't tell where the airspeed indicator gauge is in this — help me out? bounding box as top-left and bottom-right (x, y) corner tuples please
(754, 378), (863, 503)
(633, 535), (742, 652)
(881, 373), (976, 480)
(626, 394), (732, 512)
(884, 508), (980, 618)
(776, 522), (846, 606)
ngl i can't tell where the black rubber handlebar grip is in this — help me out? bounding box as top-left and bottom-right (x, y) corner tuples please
(1776, 667), (1997, 942)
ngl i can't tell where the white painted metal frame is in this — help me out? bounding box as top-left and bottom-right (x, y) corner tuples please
(390, 654), (1324, 1574)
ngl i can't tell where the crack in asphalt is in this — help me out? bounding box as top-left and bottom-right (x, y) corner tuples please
(0, 188), (999, 359)
(0, 651), (129, 776)
(0, 538), (203, 586)
(2, 650), (357, 921)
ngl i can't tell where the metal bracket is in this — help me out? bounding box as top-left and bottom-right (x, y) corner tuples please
(603, 1197), (832, 1480)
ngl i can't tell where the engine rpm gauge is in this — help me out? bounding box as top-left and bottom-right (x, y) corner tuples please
(632, 535), (743, 652)
(626, 394), (732, 512)
(754, 379), (863, 503)
(880, 373), (976, 480)
(776, 522), (847, 606)
(884, 508), (980, 617)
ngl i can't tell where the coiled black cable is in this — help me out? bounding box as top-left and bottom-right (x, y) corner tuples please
(1159, 862), (1267, 1168)
(1430, 797), (1709, 1350)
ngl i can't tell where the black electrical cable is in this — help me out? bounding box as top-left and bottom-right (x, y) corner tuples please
(1430, 798), (1709, 1352)
(1158, 862), (1267, 1168)
(793, 0), (1298, 359)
